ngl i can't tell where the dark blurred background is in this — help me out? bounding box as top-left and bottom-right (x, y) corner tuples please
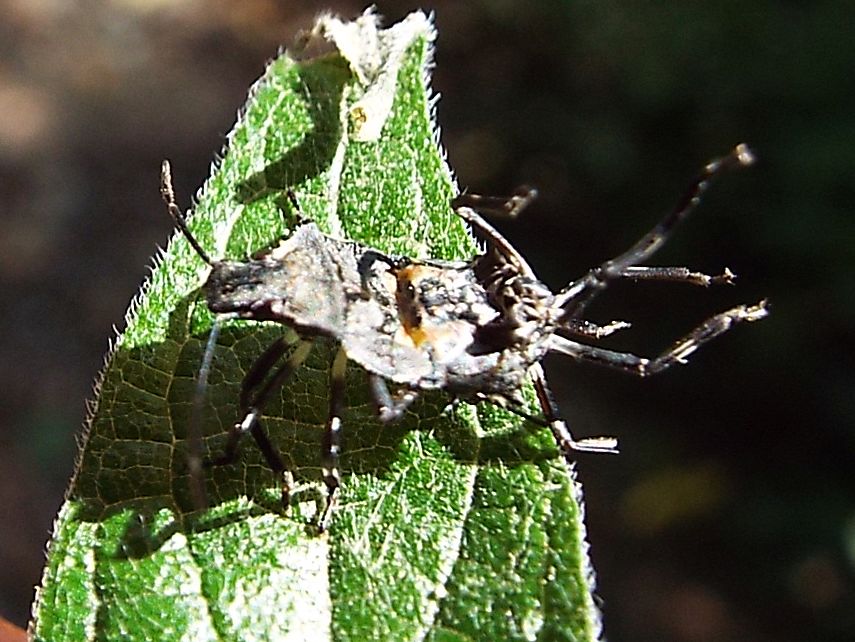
(1, 1), (852, 640)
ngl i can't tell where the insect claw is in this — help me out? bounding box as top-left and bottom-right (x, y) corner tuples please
(281, 470), (294, 510)
(317, 492), (337, 533)
(713, 267), (737, 286)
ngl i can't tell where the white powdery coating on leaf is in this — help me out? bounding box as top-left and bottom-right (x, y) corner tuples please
(224, 514), (332, 642)
(143, 530), (220, 642)
(416, 463), (479, 642)
(316, 8), (434, 141)
(320, 81), (352, 239)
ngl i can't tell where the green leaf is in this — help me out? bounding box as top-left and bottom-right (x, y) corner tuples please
(31, 10), (603, 642)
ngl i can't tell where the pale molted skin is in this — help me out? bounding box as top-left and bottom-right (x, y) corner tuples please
(204, 222), (558, 398)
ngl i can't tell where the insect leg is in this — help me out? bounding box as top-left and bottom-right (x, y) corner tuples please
(549, 300), (769, 376)
(555, 144), (755, 314)
(236, 335), (306, 412)
(283, 189), (310, 226)
(563, 318), (632, 339)
(559, 266), (736, 338)
(453, 204), (537, 276)
(452, 186), (538, 219)
(528, 363), (619, 454)
(160, 160), (213, 265)
(615, 265), (736, 287)
(209, 337), (313, 508)
(452, 186), (541, 277)
(368, 374), (419, 423)
(318, 347), (348, 532)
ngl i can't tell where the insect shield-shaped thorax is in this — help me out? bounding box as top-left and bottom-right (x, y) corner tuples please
(205, 223), (363, 337)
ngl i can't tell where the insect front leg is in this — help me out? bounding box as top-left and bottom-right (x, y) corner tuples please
(209, 336), (313, 508)
(318, 347), (347, 532)
(550, 300), (770, 376)
(368, 374), (419, 423)
(614, 265), (736, 287)
(555, 144), (755, 315)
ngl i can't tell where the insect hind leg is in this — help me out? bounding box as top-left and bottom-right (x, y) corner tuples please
(451, 188), (539, 278)
(527, 364), (620, 455)
(317, 347), (348, 532)
(549, 300), (770, 376)
(477, 388), (618, 455)
(452, 186), (538, 219)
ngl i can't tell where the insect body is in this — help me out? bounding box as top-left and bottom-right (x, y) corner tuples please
(161, 144), (768, 530)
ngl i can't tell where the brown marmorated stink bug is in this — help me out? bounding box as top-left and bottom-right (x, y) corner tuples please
(161, 144), (768, 530)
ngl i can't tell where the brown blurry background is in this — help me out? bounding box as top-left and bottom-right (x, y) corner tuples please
(1, 2), (853, 640)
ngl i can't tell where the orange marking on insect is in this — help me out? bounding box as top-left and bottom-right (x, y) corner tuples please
(395, 264), (432, 346)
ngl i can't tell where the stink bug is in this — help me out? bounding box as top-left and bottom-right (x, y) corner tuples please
(161, 144), (768, 530)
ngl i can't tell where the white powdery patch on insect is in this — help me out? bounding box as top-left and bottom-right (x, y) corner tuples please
(312, 8), (434, 142)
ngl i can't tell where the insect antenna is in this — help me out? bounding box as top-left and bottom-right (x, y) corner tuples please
(554, 144), (755, 316)
(160, 160), (214, 266)
(159, 160), (231, 508)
